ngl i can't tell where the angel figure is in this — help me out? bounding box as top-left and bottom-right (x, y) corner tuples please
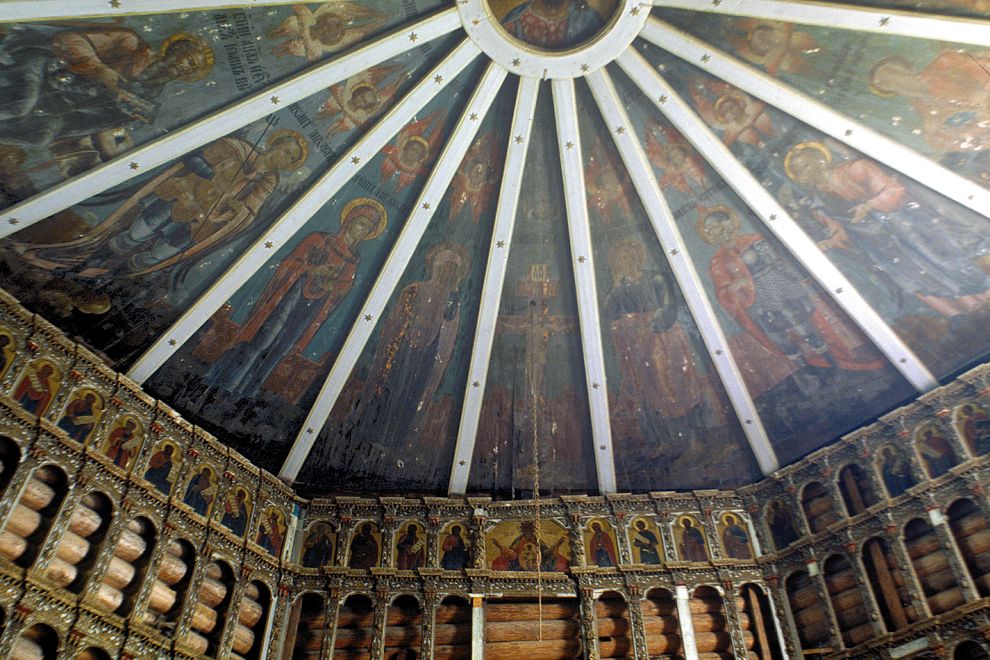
(690, 80), (776, 148)
(318, 64), (403, 134)
(448, 132), (501, 223)
(380, 111), (446, 192)
(585, 136), (633, 224)
(268, 2), (385, 62)
(645, 123), (708, 194)
(725, 19), (819, 76)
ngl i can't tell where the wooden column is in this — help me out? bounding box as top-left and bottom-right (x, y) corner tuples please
(807, 556), (845, 651)
(624, 585), (649, 660)
(470, 594), (484, 660)
(266, 584), (293, 660)
(25, 473), (80, 576)
(370, 588), (389, 660)
(171, 549), (209, 656)
(928, 504), (981, 601)
(848, 546), (889, 638)
(80, 498), (133, 609)
(319, 587), (342, 660)
(579, 587), (600, 660)
(0, 453), (35, 535)
(765, 575), (796, 660)
(422, 590), (439, 659)
(720, 581), (750, 659)
(674, 585), (699, 660)
(883, 527), (929, 622)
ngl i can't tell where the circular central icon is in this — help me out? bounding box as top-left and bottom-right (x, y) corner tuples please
(488, 0), (620, 51)
(458, 0), (648, 79)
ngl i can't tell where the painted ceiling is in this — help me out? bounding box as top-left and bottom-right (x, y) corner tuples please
(0, 0), (988, 498)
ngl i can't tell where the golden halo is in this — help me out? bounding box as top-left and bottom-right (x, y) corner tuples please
(695, 205), (739, 245)
(340, 197), (388, 240)
(266, 129), (309, 170)
(398, 135), (431, 166)
(347, 82), (380, 111)
(159, 33), (215, 82)
(784, 141), (831, 182)
(868, 56), (910, 98)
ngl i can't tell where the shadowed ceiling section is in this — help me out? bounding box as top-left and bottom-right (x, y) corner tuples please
(0, 0), (987, 497)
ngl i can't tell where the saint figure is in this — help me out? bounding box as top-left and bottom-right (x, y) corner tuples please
(302, 523), (335, 567)
(257, 510), (285, 556)
(766, 500), (799, 550)
(917, 426), (958, 478)
(143, 443), (177, 494)
(102, 418), (142, 469)
(879, 445), (915, 497)
(396, 525), (426, 570)
(678, 519), (708, 562)
(14, 362), (58, 416)
(220, 488), (249, 536)
(440, 525), (468, 570)
(57, 391), (102, 442)
(959, 404), (990, 456)
(721, 515), (752, 560)
(349, 523), (380, 569)
(501, 0), (606, 49)
(588, 522), (618, 567)
(630, 520), (661, 565)
(183, 466), (217, 517)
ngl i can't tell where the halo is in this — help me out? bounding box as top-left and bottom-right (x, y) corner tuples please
(714, 93), (744, 123)
(159, 33), (215, 82)
(868, 56), (911, 98)
(695, 205), (739, 245)
(266, 129), (309, 170)
(784, 141), (831, 182)
(426, 241), (470, 280)
(398, 135), (431, 167)
(340, 197), (388, 240)
(347, 82), (380, 111)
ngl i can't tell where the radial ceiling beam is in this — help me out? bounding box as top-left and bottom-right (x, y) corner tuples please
(448, 76), (540, 497)
(617, 48), (938, 392)
(653, 0), (990, 47)
(0, 8), (462, 238)
(586, 67), (779, 476)
(279, 60), (508, 483)
(127, 39), (482, 383)
(640, 19), (990, 220)
(0, 0), (307, 22)
(551, 78), (617, 495)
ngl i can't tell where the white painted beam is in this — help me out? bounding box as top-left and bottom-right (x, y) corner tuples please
(653, 0), (990, 48)
(0, 8), (462, 237)
(617, 47), (938, 392)
(278, 60), (508, 482)
(448, 76), (540, 497)
(586, 68), (778, 475)
(551, 78), (617, 495)
(640, 18), (990, 220)
(128, 38), (482, 383)
(0, 0), (311, 22)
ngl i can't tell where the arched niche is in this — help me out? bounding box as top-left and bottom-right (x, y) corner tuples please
(76, 647), (111, 660)
(954, 640), (990, 660)
(99, 516), (157, 617)
(642, 588), (681, 658)
(436, 595), (471, 660)
(485, 596), (580, 659)
(690, 586), (732, 657)
(191, 559), (237, 657)
(288, 592), (326, 660)
(837, 464), (878, 516)
(13, 623), (59, 660)
(861, 537), (920, 633)
(1, 463), (68, 568)
(595, 591), (631, 659)
(801, 481), (840, 533)
(243, 581), (271, 660)
(144, 538), (197, 633)
(0, 436), (21, 497)
(903, 518), (964, 614)
(738, 583), (784, 659)
(823, 554), (874, 648)
(53, 490), (114, 594)
(336, 593), (375, 658)
(947, 498), (990, 597)
(386, 594), (423, 659)
(785, 570), (831, 653)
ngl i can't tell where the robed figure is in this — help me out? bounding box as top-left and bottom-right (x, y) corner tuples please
(396, 526), (426, 570)
(678, 519), (708, 562)
(721, 515), (752, 560)
(501, 0), (605, 49)
(440, 526), (468, 570)
(348, 523), (380, 569)
(588, 522), (618, 567)
(630, 520), (661, 564)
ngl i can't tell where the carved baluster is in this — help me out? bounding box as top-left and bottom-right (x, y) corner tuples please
(568, 512), (586, 567)
(623, 584), (649, 660)
(720, 581), (749, 659)
(80, 498), (133, 608)
(883, 521), (930, 621)
(0, 603), (31, 658)
(470, 510), (487, 569)
(215, 570), (249, 659)
(319, 586), (342, 660)
(0, 450), (34, 532)
(926, 503), (980, 601)
(27, 472), (83, 576)
(336, 516), (353, 568)
(806, 555), (845, 651)
(612, 512), (634, 565)
(702, 508), (722, 560)
(172, 547), (210, 655)
(765, 573), (799, 659)
(422, 589), (439, 660)
(370, 587), (389, 660)
(266, 582), (295, 660)
(579, 586), (600, 660)
(427, 516), (441, 568)
(380, 518), (397, 569)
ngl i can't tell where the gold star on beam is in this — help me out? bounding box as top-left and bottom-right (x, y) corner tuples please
(129, 162), (139, 170)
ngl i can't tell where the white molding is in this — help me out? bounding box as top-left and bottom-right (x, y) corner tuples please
(278, 60), (509, 482)
(617, 47), (938, 392)
(551, 78), (617, 494)
(0, 0), (309, 21)
(448, 76), (540, 497)
(128, 39), (482, 383)
(457, 0), (649, 79)
(586, 67), (779, 475)
(0, 8), (463, 237)
(653, 0), (990, 48)
(640, 18), (990, 220)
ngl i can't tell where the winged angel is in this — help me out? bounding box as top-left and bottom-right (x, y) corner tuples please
(268, 3), (386, 62)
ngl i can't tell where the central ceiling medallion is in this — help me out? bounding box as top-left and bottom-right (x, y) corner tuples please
(458, 0), (649, 79)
